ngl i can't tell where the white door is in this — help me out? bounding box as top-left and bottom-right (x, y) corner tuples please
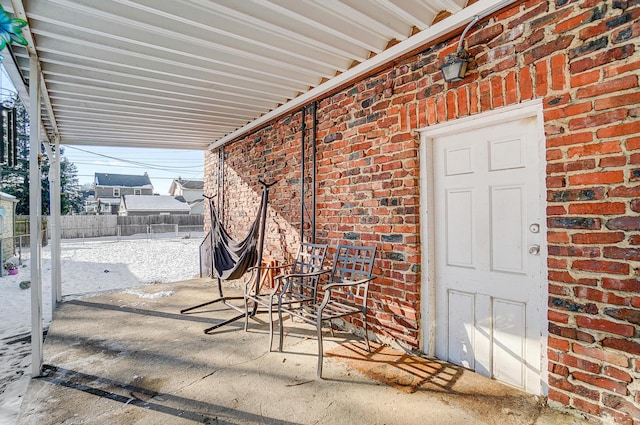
(433, 116), (543, 394)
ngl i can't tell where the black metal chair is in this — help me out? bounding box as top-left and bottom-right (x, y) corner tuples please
(277, 244), (376, 377)
(244, 242), (328, 351)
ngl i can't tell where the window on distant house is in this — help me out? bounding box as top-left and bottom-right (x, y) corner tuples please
(113, 188), (120, 197)
(134, 188), (141, 195)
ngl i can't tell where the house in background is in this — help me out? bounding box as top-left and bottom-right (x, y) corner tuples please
(169, 178), (204, 215)
(0, 191), (18, 266)
(118, 195), (190, 216)
(93, 173), (153, 215)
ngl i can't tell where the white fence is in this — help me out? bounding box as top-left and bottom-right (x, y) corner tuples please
(59, 215), (118, 239)
(15, 215), (205, 240)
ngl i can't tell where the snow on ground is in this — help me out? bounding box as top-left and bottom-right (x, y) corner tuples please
(0, 234), (203, 425)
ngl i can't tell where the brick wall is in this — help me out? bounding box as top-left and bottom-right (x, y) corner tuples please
(205, 0), (640, 422)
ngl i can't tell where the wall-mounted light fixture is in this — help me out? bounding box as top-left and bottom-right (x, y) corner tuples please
(440, 15), (480, 82)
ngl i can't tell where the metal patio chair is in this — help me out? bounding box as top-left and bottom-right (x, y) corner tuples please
(277, 244), (377, 378)
(244, 242), (328, 351)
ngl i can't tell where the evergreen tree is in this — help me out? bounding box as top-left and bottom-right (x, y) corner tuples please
(0, 94), (82, 215)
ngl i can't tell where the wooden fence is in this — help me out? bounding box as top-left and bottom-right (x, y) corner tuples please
(15, 215), (204, 239)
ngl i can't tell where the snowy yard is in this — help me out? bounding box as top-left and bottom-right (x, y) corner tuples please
(0, 235), (203, 425)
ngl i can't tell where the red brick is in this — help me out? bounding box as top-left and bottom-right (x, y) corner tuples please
(608, 186), (640, 197)
(548, 231), (570, 243)
(599, 156), (626, 167)
(604, 246), (640, 261)
(546, 176), (566, 188)
(519, 66), (533, 100)
(597, 121), (640, 139)
(550, 361), (570, 377)
(573, 371), (629, 395)
(569, 171), (624, 185)
(568, 202), (626, 215)
(604, 307), (640, 325)
(604, 366), (632, 383)
(573, 343), (629, 367)
(549, 309), (570, 324)
(549, 245), (599, 257)
(571, 232), (625, 244)
(544, 102), (593, 121)
(505, 70), (517, 105)
(547, 205), (567, 215)
(550, 54), (566, 90)
(548, 270), (574, 284)
(457, 87), (469, 116)
(569, 109), (629, 131)
(576, 75), (638, 99)
(575, 316), (635, 337)
(571, 44), (635, 74)
(595, 91), (640, 111)
(555, 10), (593, 34)
(602, 337), (640, 356)
(479, 80), (491, 111)
(567, 141), (624, 157)
(572, 397), (602, 416)
(606, 216), (640, 230)
(523, 35), (574, 65)
(602, 278), (640, 293)
(548, 389), (570, 405)
(558, 352), (600, 374)
(548, 187), (606, 202)
(570, 69), (600, 88)
(566, 159), (596, 172)
(574, 287), (630, 306)
(546, 149), (563, 160)
(572, 260), (629, 275)
(535, 60), (548, 97)
(603, 394), (640, 419)
(628, 137), (640, 151)
(549, 336), (570, 351)
(546, 132), (593, 148)
(549, 322), (595, 344)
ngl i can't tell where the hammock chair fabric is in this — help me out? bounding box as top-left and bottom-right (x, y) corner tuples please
(209, 193), (265, 281)
(183, 181), (275, 333)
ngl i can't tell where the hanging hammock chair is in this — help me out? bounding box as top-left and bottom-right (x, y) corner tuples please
(210, 193), (263, 281)
(182, 181), (276, 333)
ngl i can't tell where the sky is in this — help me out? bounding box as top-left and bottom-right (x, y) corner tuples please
(61, 145), (204, 195)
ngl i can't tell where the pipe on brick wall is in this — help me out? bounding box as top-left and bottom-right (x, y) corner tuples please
(311, 101), (317, 244)
(300, 106), (306, 243)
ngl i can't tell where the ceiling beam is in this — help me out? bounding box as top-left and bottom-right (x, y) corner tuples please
(209, 0), (517, 151)
(11, 0), (59, 142)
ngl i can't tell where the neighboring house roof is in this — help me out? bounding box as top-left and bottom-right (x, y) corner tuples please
(95, 173), (153, 188)
(169, 178), (204, 194)
(121, 195), (190, 213)
(0, 191), (18, 202)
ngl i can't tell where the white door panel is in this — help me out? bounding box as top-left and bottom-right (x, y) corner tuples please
(433, 116), (543, 394)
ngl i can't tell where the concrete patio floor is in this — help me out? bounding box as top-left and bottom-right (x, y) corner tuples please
(17, 279), (589, 425)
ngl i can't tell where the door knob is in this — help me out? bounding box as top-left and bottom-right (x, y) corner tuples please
(528, 245), (540, 255)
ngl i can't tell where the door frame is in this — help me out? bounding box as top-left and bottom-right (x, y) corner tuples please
(417, 98), (549, 394)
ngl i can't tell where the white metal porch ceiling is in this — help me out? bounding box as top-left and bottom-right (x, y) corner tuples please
(1, 0), (514, 151)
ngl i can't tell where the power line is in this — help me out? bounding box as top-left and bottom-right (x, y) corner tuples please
(64, 145), (204, 172)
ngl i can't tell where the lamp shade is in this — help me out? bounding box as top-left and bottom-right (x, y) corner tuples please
(440, 51), (469, 82)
